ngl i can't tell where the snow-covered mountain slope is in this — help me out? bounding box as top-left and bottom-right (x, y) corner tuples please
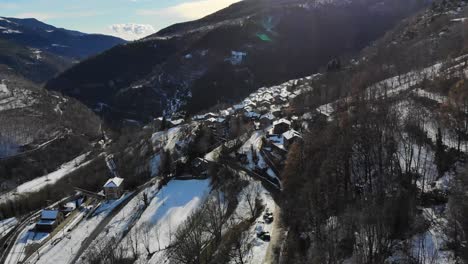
(45, 0), (430, 124)
(0, 16), (126, 60)
(0, 71), (101, 199)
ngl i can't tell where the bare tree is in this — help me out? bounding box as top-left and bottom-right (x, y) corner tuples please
(229, 224), (254, 264)
(202, 190), (229, 243)
(127, 227), (139, 261)
(140, 222), (153, 258)
(244, 183), (263, 219)
(168, 209), (210, 264)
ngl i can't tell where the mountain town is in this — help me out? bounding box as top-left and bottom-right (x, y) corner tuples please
(0, 0), (468, 263)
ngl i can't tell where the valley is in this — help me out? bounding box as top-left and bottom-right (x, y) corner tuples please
(1, 0), (468, 264)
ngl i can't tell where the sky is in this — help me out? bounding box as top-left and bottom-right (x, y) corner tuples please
(0, 0), (240, 40)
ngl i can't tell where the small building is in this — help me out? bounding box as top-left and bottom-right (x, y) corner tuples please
(273, 119), (291, 134)
(103, 177), (124, 200)
(36, 210), (64, 233)
(206, 117), (226, 124)
(245, 111), (261, 120)
(282, 130), (302, 149)
(193, 112), (218, 121)
(219, 109), (233, 117)
(260, 113), (275, 128)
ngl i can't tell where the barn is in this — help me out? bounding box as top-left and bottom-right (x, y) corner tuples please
(103, 177), (124, 200)
(36, 210), (64, 233)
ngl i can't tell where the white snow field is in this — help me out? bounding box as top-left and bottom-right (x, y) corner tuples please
(141, 179), (211, 263)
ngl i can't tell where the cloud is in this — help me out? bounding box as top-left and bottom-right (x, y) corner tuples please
(138, 0), (240, 20)
(109, 23), (156, 40)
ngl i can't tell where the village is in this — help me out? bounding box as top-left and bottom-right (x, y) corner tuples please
(0, 73), (320, 264)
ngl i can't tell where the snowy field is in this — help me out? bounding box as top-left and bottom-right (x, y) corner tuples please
(80, 184), (160, 261)
(128, 179), (211, 264)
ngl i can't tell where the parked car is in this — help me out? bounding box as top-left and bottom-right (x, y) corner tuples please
(257, 231), (271, 241)
(263, 211), (274, 224)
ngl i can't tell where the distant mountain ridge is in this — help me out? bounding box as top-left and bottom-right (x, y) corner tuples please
(0, 17), (126, 60)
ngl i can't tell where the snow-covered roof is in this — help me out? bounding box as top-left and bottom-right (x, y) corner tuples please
(170, 119), (184, 126)
(244, 106), (254, 112)
(41, 210), (59, 220)
(219, 109), (231, 116)
(273, 119), (291, 126)
(37, 219), (55, 226)
(193, 112), (219, 120)
(207, 117), (226, 123)
(64, 202), (77, 210)
(232, 51), (247, 56)
(282, 130), (302, 140)
(104, 177), (124, 188)
(270, 105), (282, 112)
(233, 103), (244, 110)
(245, 112), (261, 118)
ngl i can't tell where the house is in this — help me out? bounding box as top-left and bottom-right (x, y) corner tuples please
(103, 177), (124, 200)
(245, 111), (261, 120)
(233, 104), (244, 112)
(265, 134), (287, 153)
(206, 117), (226, 124)
(36, 210), (64, 233)
(193, 112), (218, 121)
(260, 113), (275, 128)
(273, 119), (291, 134)
(282, 130), (302, 149)
(219, 109), (233, 116)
